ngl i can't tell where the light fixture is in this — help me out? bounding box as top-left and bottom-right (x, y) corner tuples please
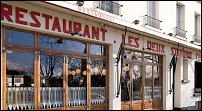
(71, 71), (76, 75)
(168, 33), (173, 36)
(143, 47), (153, 51)
(93, 66), (99, 74)
(76, 1), (84, 6)
(102, 69), (106, 75)
(76, 68), (81, 74)
(123, 65), (129, 72)
(133, 20), (140, 25)
(82, 70), (87, 76)
(71, 31), (83, 36)
(71, 32), (78, 36)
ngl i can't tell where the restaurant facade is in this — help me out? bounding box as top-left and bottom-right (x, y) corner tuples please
(1, 1), (201, 110)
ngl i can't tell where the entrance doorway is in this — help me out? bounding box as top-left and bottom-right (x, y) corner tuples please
(121, 50), (163, 110)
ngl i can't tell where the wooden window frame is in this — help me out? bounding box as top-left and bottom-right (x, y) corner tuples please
(122, 49), (163, 110)
(1, 26), (109, 110)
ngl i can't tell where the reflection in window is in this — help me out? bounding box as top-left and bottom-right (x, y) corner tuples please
(40, 54), (63, 109)
(153, 55), (159, 63)
(6, 51), (34, 110)
(68, 59), (87, 106)
(6, 29), (34, 46)
(124, 50), (142, 61)
(145, 65), (153, 100)
(39, 35), (86, 53)
(90, 61), (106, 104)
(132, 64), (142, 100)
(90, 44), (106, 55)
(144, 54), (153, 62)
(101, 1), (113, 13)
(121, 63), (130, 101)
(154, 66), (161, 99)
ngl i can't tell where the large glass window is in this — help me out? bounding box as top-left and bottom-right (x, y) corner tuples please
(68, 58), (87, 106)
(6, 51), (34, 110)
(39, 35), (87, 53)
(40, 53), (63, 109)
(6, 29), (34, 46)
(3, 27), (108, 110)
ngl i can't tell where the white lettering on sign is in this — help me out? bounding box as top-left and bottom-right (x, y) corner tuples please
(78, 6), (114, 22)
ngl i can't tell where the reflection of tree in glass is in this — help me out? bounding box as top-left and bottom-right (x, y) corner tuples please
(40, 54), (63, 87)
(40, 35), (86, 53)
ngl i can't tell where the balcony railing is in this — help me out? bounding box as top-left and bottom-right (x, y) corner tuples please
(174, 27), (187, 38)
(145, 15), (162, 29)
(193, 35), (201, 45)
(97, 1), (123, 15)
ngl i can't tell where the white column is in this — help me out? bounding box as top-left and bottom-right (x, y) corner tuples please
(109, 44), (121, 110)
(174, 57), (183, 108)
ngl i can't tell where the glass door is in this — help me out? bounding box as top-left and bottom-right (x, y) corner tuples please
(121, 50), (162, 110)
(131, 63), (143, 110)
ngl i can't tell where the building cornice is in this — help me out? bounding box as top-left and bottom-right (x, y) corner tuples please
(26, 1), (201, 51)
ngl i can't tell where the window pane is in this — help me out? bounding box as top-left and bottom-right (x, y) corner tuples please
(40, 54), (63, 109)
(154, 66), (161, 99)
(153, 55), (159, 63)
(6, 51), (34, 110)
(145, 65), (153, 100)
(90, 61), (106, 104)
(6, 29), (34, 46)
(39, 35), (86, 53)
(102, 1), (113, 13)
(90, 44), (106, 55)
(124, 50), (142, 61)
(121, 63), (130, 101)
(68, 58), (87, 106)
(132, 64), (142, 100)
(144, 54), (153, 63)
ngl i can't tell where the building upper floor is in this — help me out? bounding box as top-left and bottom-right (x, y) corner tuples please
(63, 1), (201, 46)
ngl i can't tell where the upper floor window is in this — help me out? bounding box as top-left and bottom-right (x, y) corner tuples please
(97, 1), (122, 15)
(146, 1), (162, 29)
(195, 13), (201, 36)
(175, 3), (187, 38)
(147, 1), (156, 18)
